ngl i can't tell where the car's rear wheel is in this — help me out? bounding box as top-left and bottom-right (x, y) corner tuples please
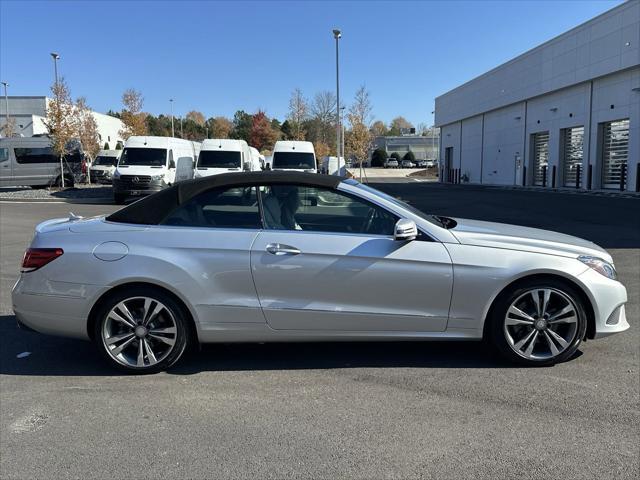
(490, 279), (587, 366)
(93, 288), (190, 373)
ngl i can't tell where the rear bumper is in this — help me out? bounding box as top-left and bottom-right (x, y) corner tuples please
(11, 276), (107, 340)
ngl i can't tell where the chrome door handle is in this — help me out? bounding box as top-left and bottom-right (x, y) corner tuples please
(266, 243), (301, 255)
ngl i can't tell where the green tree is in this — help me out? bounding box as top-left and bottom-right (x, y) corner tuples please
(390, 152), (402, 161)
(403, 150), (416, 161)
(371, 148), (388, 167)
(231, 110), (253, 142)
(389, 116), (413, 136)
(103, 142), (110, 150)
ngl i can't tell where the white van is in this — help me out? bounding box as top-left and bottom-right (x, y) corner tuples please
(89, 149), (121, 184)
(271, 140), (317, 173)
(321, 156), (346, 176)
(112, 136), (201, 204)
(249, 146), (265, 171)
(0, 136), (82, 188)
(194, 139), (255, 178)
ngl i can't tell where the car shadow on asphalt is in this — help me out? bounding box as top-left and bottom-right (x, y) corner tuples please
(0, 314), (528, 376)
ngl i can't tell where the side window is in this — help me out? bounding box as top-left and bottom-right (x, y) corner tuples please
(261, 185), (397, 235)
(0, 147), (8, 163)
(161, 186), (260, 229)
(14, 147), (58, 164)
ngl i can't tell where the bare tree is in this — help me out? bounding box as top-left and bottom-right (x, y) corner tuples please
(349, 85), (373, 127)
(1, 117), (16, 137)
(288, 88), (308, 140)
(75, 97), (100, 175)
(119, 88), (147, 139)
(309, 90), (336, 146)
(44, 77), (76, 187)
(346, 85), (373, 166)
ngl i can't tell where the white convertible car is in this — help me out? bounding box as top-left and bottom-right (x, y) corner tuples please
(12, 172), (629, 372)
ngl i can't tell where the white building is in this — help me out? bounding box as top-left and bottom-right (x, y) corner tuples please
(435, 1), (639, 192)
(0, 96), (125, 149)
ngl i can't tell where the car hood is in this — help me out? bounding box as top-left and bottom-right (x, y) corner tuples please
(449, 217), (612, 262)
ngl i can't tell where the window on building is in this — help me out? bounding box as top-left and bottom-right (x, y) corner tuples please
(561, 126), (584, 187)
(601, 119), (629, 189)
(531, 132), (550, 186)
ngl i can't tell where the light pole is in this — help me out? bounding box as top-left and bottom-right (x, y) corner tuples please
(1, 82), (9, 136)
(333, 29), (341, 159)
(169, 98), (174, 137)
(50, 52), (65, 187)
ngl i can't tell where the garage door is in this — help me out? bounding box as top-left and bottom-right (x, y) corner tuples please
(602, 119), (629, 189)
(562, 126), (584, 187)
(532, 132), (549, 186)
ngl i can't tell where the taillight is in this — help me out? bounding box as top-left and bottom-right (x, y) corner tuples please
(21, 248), (64, 272)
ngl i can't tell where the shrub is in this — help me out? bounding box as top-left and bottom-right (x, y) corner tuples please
(103, 142), (110, 150)
(371, 148), (388, 167)
(390, 152), (402, 161)
(403, 151), (416, 161)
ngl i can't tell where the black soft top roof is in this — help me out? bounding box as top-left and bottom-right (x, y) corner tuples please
(106, 171), (344, 225)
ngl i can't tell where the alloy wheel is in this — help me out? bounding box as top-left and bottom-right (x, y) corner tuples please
(101, 296), (178, 368)
(503, 288), (580, 361)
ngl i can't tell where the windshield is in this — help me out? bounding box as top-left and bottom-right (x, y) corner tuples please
(272, 152), (315, 169)
(347, 180), (446, 228)
(118, 148), (167, 167)
(94, 156), (118, 166)
(198, 150), (241, 168)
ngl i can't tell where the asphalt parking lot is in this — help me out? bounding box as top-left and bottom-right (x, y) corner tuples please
(1, 184), (638, 479)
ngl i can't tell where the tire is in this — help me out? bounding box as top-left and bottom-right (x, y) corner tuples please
(113, 193), (126, 205)
(93, 286), (191, 373)
(489, 278), (587, 366)
(54, 175), (74, 188)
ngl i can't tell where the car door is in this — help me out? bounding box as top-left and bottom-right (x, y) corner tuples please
(251, 184), (453, 332)
(0, 145), (11, 186)
(153, 185), (264, 329)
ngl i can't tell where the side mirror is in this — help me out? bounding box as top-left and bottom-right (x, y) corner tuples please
(168, 160), (176, 169)
(394, 218), (418, 241)
(243, 162), (251, 172)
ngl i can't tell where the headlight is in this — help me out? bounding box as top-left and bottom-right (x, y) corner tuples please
(578, 255), (617, 280)
(151, 174), (165, 181)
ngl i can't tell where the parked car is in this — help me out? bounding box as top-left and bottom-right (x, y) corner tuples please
(13, 171), (628, 372)
(112, 136), (201, 204)
(401, 160), (416, 168)
(426, 160), (437, 168)
(89, 150), (120, 184)
(0, 136), (81, 188)
(416, 160), (428, 168)
(384, 159), (399, 168)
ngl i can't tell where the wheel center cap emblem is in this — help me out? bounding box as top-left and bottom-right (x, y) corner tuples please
(534, 319), (547, 331)
(134, 325), (148, 338)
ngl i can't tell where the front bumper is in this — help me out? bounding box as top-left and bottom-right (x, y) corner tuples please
(577, 267), (630, 339)
(112, 178), (165, 196)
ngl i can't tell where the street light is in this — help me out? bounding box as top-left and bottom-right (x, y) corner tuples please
(50, 52), (65, 187)
(50, 52), (60, 86)
(169, 98), (174, 137)
(333, 29), (341, 159)
(1, 82), (9, 136)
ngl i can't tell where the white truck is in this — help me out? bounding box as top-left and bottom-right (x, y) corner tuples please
(112, 136), (201, 204)
(89, 149), (121, 184)
(321, 156), (346, 176)
(271, 140), (317, 173)
(194, 139), (254, 178)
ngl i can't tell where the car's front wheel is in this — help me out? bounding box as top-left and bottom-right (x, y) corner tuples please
(490, 279), (587, 366)
(93, 287), (191, 373)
